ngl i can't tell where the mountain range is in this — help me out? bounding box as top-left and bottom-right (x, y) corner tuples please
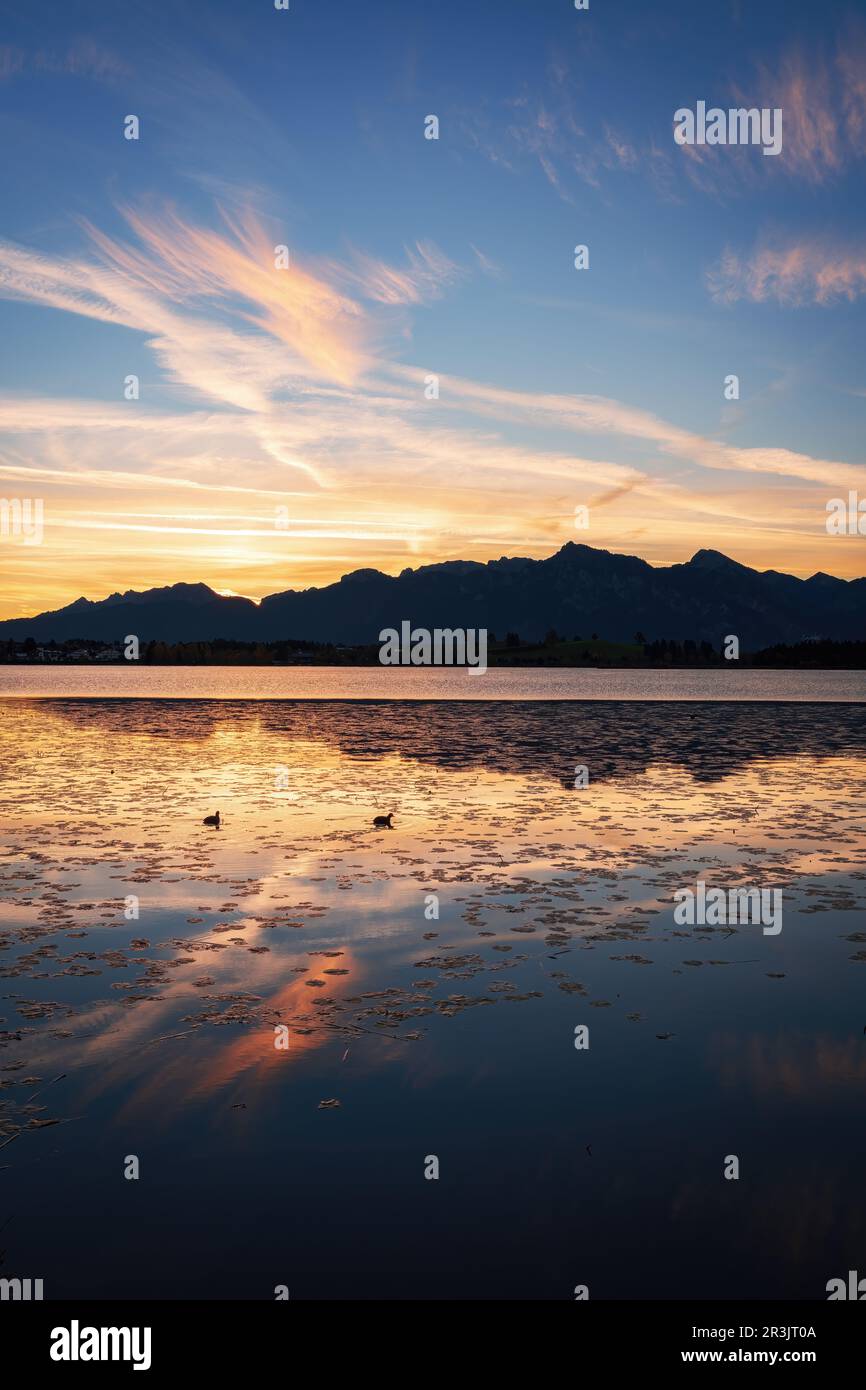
(1, 543), (863, 650)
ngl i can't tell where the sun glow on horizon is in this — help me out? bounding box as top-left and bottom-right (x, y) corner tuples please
(0, 5), (864, 621)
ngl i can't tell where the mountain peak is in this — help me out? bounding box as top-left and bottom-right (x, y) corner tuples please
(339, 568), (388, 585)
(103, 582), (219, 608)
(688, 548), (739, 570)
(804, 571), (842, 588)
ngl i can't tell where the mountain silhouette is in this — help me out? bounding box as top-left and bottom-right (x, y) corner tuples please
(1, 543), (862, 650)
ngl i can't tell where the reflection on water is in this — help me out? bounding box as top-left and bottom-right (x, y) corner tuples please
(2, 665), (866, 700)
(1, 698), (865, 1299)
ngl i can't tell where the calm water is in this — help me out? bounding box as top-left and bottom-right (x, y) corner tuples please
(1, 665), (865, 701)
(1, 697), (865, 1299)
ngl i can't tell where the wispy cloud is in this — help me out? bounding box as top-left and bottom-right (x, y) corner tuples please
(86, 206), (370, 387)
(1, 219), (859, 500)
(749, 29), (866, 185)
(707, 239), (866, 307)
(329, 240), (462, 306)
(677, 28), (866, 196)
(0, 39), (127, 82)
(409, 370), (865, 489)
(469, 244), (505, 279)
(603, 125), (637, 170)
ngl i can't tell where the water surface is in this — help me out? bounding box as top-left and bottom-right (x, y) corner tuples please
(1, 698), (865, 1299)
(2, 665), (864, 701)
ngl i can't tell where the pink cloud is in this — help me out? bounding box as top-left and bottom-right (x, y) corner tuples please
(708, 240), (866, 306)
(744, 28), (866, 184)
(753, 49), (843, 182)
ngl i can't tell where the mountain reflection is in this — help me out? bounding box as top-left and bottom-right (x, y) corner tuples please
(40, 697), (866, 785)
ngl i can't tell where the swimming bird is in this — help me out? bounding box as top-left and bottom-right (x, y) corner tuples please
(203, 811), (220, 827)
(372, 812), (394, 828)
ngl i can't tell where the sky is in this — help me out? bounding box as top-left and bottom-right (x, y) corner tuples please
(0, 0), (865, 619)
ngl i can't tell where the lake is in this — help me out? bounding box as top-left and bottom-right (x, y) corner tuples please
(1, 691), (865, 1299)
(1, 665), (865, 700)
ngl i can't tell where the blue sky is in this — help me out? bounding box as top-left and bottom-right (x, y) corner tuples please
(0, 0), (864, 615)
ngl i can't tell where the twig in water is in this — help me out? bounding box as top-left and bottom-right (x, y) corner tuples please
(23, 1072), (66, 1106)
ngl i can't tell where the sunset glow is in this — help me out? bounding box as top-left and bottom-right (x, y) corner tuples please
(1, 4), (864, 618)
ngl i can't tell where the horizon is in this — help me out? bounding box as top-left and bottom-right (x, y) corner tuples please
(5, 538), (865, 623)
(1, 0), (866, 621)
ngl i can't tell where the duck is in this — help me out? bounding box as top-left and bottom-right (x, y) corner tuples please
(372, 812), (394, 828)
(203, 811), (221, 827)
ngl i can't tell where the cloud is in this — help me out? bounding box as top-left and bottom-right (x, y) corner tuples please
(838, 38), (866, 148)
(469, 244), (505, 279)
(603, 126), (637, 170)
(672, 31), (866, 197)
(0, 47), (25, 80)
(86, 206), (370, 387)
(329, 240), (462, 306)
(768, 52), (841, 181)
(0, 40), (127, 82)
(0, 228), (859, 498)
(457, 83), (589, 200)
(588, 480), (643, 509)
(707, 240), (866, 307)
(0, 235), (304, 411)
(455, 29), (866, 208)
(748, 34), (866, 185)
(404, 369), (866, 489)
(0, 241), (145, 328)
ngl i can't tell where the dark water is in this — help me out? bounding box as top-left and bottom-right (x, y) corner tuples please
(1, 699), (865, 1299)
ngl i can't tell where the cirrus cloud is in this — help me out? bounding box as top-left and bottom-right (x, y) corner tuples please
(707, 239), (866, 307)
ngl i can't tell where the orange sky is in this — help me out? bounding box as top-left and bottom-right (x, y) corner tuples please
(0, 205), (864, 619)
